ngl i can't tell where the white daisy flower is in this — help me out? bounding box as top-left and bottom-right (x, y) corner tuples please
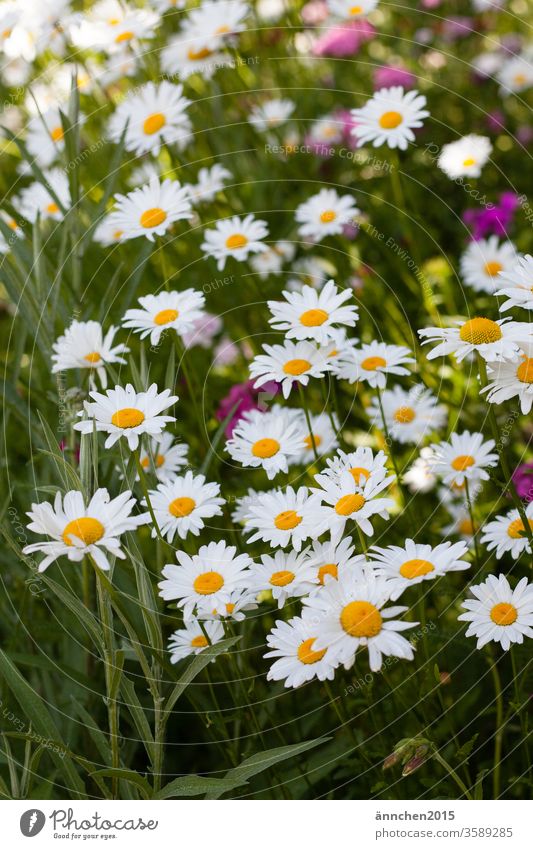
(182, 0), (249, 49)
(160, 34), (232, 80)
(286, 256), (333, 291)
(25, 107), (84, 168)
(109, 81), (191, 156)
(109, 176), (192, 243)
(294, 410), (339, 464)
(244, 486), (329, 551)
(122, 289), (206, 346)
(302, 569), (417, 671)
(0, 210), (23, 241)
(327, 0), (379, 18)
(75, 383), (178, 451)
(146, 471), (225, 542)
(201, 214), (269, 271)
(128, 162), (162, 189)
(441, 502), (476, 540)
(351, 86), (429, 150)
(313, 469), (395, 540)
(419, 317), (533, 364)
(51, 320), (128, 389)
(226, 408), (305, 480)
(295, 188), (359, 242)
(268, 279), (358, 344)
(460, 236), (517, 295)
(231, 487), (265, 524)
(495, 254), (533, 312)
(249, 241), (296, 279)
(333, 340), (414, 388)
(70, 0), (159, 53)
(403, 447), (438, 493)
(184, 165), (232, 204)
(202, 588), (258, 621)
(158, 540), (252, 619)
(437, 135), (492, 180)
(249, 98), (295, 131)
(481, 503), (533, 559)
(458, 574), (533, 650)
(137, 433), (189, 482)
(250, 549), (318, 608)
(93, 214), (127, 246)
(265, 612), (338, 688)
(152, 0), (186, 14)
(368, 385), (447, 445)
(168, 620), (225, 663)
(429, 431), (498, 487)
(250, 339), (332, 399)
(305, 537), (366, 589)
(482, 347), (533, 413)
(497, 52), (533, 95)
(15, 168), (70, 222)
(369, 539), (470, 601)
(320, 446), (391, 488)
(22, 489), (149, 572)
(308, 114), (344, 147)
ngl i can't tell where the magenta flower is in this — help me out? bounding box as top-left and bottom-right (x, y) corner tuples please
(374, 65), (416, 90)
(512, 464), (533, 502)
(312, 20), (375, 58)
(216, 379), (281, 437)
(463, 193), (519, 241)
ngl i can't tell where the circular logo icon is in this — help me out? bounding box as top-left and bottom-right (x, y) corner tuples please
(20, 810), (46, 837)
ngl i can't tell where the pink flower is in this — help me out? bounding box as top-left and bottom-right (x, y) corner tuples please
(301, 1), (328, 26)
(182, 313), (222, 349)
(374, 65), (416, 90)
(463, 193), (519, 241)
(312, 20), (375, 57)
(216, 380), (281, 437)
(512, 464), (533, 502)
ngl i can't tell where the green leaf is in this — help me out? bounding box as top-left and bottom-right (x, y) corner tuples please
(90, 768), (152, 800)
(455, 733), (479, 764)
(155, 774), (246, 800)
(119, 676), (155, 763)
(0, 650), (85, 796)
(39, 574), (105, 654)
(199, 400), (240, 477)
(71, 699), (112, 767)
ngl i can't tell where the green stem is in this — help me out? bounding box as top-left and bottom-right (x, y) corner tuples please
(298, 383), (319, 463)
(510, 647), (532, 782)
(433, 750), (473, 800)
(134, 449), (163, 541)
(488, 650), (504, 799)
(464, 478), (482, 571)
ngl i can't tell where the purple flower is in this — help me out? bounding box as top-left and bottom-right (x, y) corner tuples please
(374, 65), (416, 90)
(463, 192), (519, 240)
(512, 464), (533, 502)
(312, 20), (375, 57)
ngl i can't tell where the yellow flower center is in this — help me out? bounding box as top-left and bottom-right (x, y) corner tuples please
(169, 496), (196, 518)
(225, 233), (248, 250)
(140, 207), (167, 229)
(379, 110), (403, 129)
(113, 229), (123, 240)
(226, 602), (235, 614)
(507, 518), (533, 539)
(297, 637), (327, 665)
(191, 635), (208, 648)
(514, 73), (526, 85)
(62, 517), (105, 547)
(46, 202), (59, 215)
(349, 5), (363, 14)
(111, 407), (145, 429)
(143, 112), (166, 135)
(320, 209), (337, 223)
(304, 433), (322, 450)
(516, 357), (533, 383)
(50, 126), (64, 142)
(318, 562), (338, 584)
(7, 218), (18, 230)
(361, 355), (387, 371)
(458, 517), (474, 535)
(252, 438), (280, 458)
(335, 493), (366, 516)
(141, 453), (165, 469)
(154, 308), (179, 325)
(484, 261), (503, 277)
(399, 558), (435, 579)
(84, 351), (101, 364)
(187, 46), (213, 61)
(215, 24), (230, 34)
(462, 157), (476, 167)
(115, 30), (133, 43)
(451, 454), (475, 471)
(350, 466), (370, 483)
(300, 308), (329, 327)
(283, 358), (311, 376)
(459, 317), (502, 345)
(2, 27), (12, 38)
(274, 510), (302, 530)
(270, 570), (294, 587)
(394, 406), (415, 424)
(340, 601), (382, 638)
(490, 602), (518, 626)
(193, 571), (224, 595)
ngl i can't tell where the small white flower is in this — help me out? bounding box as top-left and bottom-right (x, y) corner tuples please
(295, 188), (359, 242)
(75, 383), (178, 451)
(441, 502), (476, 540)
(313, 469), (395, 540)
(403, 447), (438, 493)
(460, 236), (517, 295)
(22, 489), (149, 572)
(249, 98), (295, 131)
(268, 279), (359, 344)
(184, 165), (232, 204)
(201, 214), (269, 271)
(137, 433), (188, 482)
(327, 0), (379, 18)
(51, 320), (128, 389)
(249, 241), (296, 279)
(109, 176), (192, 242)
(226, 408), (305, 480)
(333, 340), (414, 388)
(250, 549), (318, 608)
(109, 81), (192, 156)
(70, 0), (159, 53)
(481, 503), (533, 559)
(351, 86), (429, 150)
(161, 34), (232, 80)
(459, 574), (533, 650)
(437, 134), (492, 179)
(495, 254), (533, 312)
(482, 347), (533, 414)
(15, 168), (70, 222)
(294, 410), (340, 464)
(158, 540), (252, 619)
(320, 446), (391, 487)
(244, 486), (329, 551)
(26, 107), (84, 168)
(429, 431), (498, 487)
(202, 588), (258, 621)
(122, 289), (206, 346)
(418, 316), (533, 363)
(265, 612), (338, 688)
(308, 114), (344, 147)
(305, 537), (366, 589)
(182, 0), (250, 50)
(93, 214), (127, 246)
(250, 339), (333, 399)
(498, 52), (533, 95)
(146, 471), (225, 542)
(231, 487), (266, 524)
(370, 539), (470, 601)
(368, 385), (447, 445)
(168, 620), (225, 663)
